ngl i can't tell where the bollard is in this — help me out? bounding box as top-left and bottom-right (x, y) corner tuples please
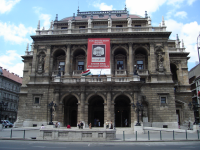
(186, 130), (187, 140)
(23, 130), (25, 139)
(197, 130), (199, 140)
(173, 130), (175, 140)
(10, 129), (12, 138)
(160, 130), (162, 140)
(136, 131), (137, 141)
(148, 131), (150, 140)
(123, 131), (125, 141)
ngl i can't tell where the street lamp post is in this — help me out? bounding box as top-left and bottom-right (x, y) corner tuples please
(57, 66), (61, 77)
(188, 101), (199, 125)
(0, 101), (8, 122)
(48, 101), (57, 125)
(132, 101), (143, 126)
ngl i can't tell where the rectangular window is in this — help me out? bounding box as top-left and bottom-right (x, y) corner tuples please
(59, 62), (65, 71)
(116, 25), (123, 27)
(161, 97), (166, 104)
(79, 26), (86, 29)
(35, 97), (40, 104)
(117, 60), (124, 70)
(135, 25), (141, 27)
(61, 27), (68, 29)
(137, 60), (144, 70)
(78, 61), (84, 70)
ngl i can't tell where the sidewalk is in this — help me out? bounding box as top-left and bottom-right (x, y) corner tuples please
(0, 127), (199, 142)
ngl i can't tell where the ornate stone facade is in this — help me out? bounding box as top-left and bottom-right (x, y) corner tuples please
(15, 9), (193, 131)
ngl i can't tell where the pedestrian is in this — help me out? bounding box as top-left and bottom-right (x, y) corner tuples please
(58, 122), (60, 128)
(110, 121), (113, 129)
(67, 124), (71, 129)
(124, 118), (127, 127)
(106, 120), (109, 129)
(89, 123), (92, 129)
(94, 118), (97, 127)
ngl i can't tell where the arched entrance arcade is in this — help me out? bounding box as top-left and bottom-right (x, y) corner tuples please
(88, 95), (104, 127)
(63, 95), (78, 127)
(114, 95), (131, 127)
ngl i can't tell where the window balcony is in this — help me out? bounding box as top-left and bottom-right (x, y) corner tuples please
(73, 70), (83, 76)
(115, 69), (127, 76)
(137, 69), (148, 76)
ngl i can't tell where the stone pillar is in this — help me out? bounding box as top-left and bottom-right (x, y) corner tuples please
(44, 45), (51, 74)
(149, 43), (156, 73)
(129, 43), (134, 75)
(65, 44), (71, 76)
(31, 45), (38, 74)
(164, 43), (171, 73)
(80, 92), (85, 121)
(54, 90), (59, 122)
(84, 103), (89, 126)
(107, 92), (111, 121)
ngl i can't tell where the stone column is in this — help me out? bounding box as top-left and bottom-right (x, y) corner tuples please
(149, 43), (156, 73)
(54, 89), (60, 122)
(164, 43), (171, 73)
(31, 45), (38, 74)
(65, 44), (71, 76)
(107, 92), (111, 121)
(80, 92), (85, 121)
(44, 45), (51, 75)
(128, 43), (133, 75)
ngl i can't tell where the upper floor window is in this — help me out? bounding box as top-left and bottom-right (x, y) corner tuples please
(79, 26), (86, 29)
(59, 62), (65, 71)
(116, 25), (123, 27)
(161, 97), (166, 104)
(135, 25), (141, 27)
(99, 14), (104, 18)
(137, 60), (144, 70)
(61, 27), (68, 29)
(116, 14), (121, 17)
(82, 15), (87, 18)
(117, 60), (124, 70)
(78, 61), (84, 70)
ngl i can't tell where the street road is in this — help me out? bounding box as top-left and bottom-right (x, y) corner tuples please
(0, 140), (200, 150)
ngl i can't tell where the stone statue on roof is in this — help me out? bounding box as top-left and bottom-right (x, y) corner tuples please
(68, 20), (72, 29)
(108, 18), (112, 27)
(127, 17), (132, 27)
(88, 18), (92, 28)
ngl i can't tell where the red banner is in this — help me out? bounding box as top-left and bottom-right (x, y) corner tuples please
(87, 38), (110, 69)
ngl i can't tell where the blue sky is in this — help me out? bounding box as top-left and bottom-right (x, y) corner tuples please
(0, 0), (200, 77)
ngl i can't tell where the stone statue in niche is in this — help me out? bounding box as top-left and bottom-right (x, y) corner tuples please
(88, 18), (92, 28)
(38, 55), (45, 73)
(108, 18), (112, 27)
(68, 20), (72, 29)
(157, 51), (164, 72)
(127, 17), (132, 27)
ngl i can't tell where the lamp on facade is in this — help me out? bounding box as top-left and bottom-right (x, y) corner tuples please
(57, 65), (61, 77)
(48, 101), (57, 125)
(188, 101), (199, 125)
(197, 32), (200, 64)
(0, 101), (8, 122)
(132, 101), (143, 126)
(134, 65), (138, 75)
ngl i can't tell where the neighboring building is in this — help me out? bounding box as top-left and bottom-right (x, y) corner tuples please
(0, 67), (22, 123)
(188, 64), (200, 123)
(15, 7), (193, 130)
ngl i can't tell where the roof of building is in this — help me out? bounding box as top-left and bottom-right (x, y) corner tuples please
(0, 67), (22, 84)
(60, 9), (144, 22)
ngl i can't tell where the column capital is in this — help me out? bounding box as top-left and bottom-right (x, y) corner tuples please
(128, 42), (133, 46)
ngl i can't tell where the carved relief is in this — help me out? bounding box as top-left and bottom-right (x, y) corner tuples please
(155, 50), (165, 72)
(37, 53), (46, 74)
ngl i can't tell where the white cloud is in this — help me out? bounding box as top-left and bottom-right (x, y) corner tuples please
(126, 0), (167, 17)
(187, 0), (196, 5)
(0, 21), (35, 44)
(33, 7), (51, 29)
(166, 19), (200, 62)
(174, 11), (187, 18)
(0, 50), (24, 77)
(93, 1), (114, 11)
(0, 0), (20, 14)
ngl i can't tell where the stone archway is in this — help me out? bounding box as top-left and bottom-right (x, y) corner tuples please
(114, 95), (131, 127)
(88, 95), (104, 127)
(63, 95), (78, 127)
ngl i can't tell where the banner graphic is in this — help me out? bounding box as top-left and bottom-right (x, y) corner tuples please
(87, 38), (110, 69)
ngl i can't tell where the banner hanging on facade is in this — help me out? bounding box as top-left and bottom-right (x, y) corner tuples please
(87, 38), (110, 69)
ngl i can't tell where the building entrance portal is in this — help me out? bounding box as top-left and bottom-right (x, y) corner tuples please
(88, 95), (104, 127)
(64, 95), (78, 127)
(115, 95), (130, 127)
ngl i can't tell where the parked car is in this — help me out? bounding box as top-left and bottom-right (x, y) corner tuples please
(1, 120), (13, 128)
